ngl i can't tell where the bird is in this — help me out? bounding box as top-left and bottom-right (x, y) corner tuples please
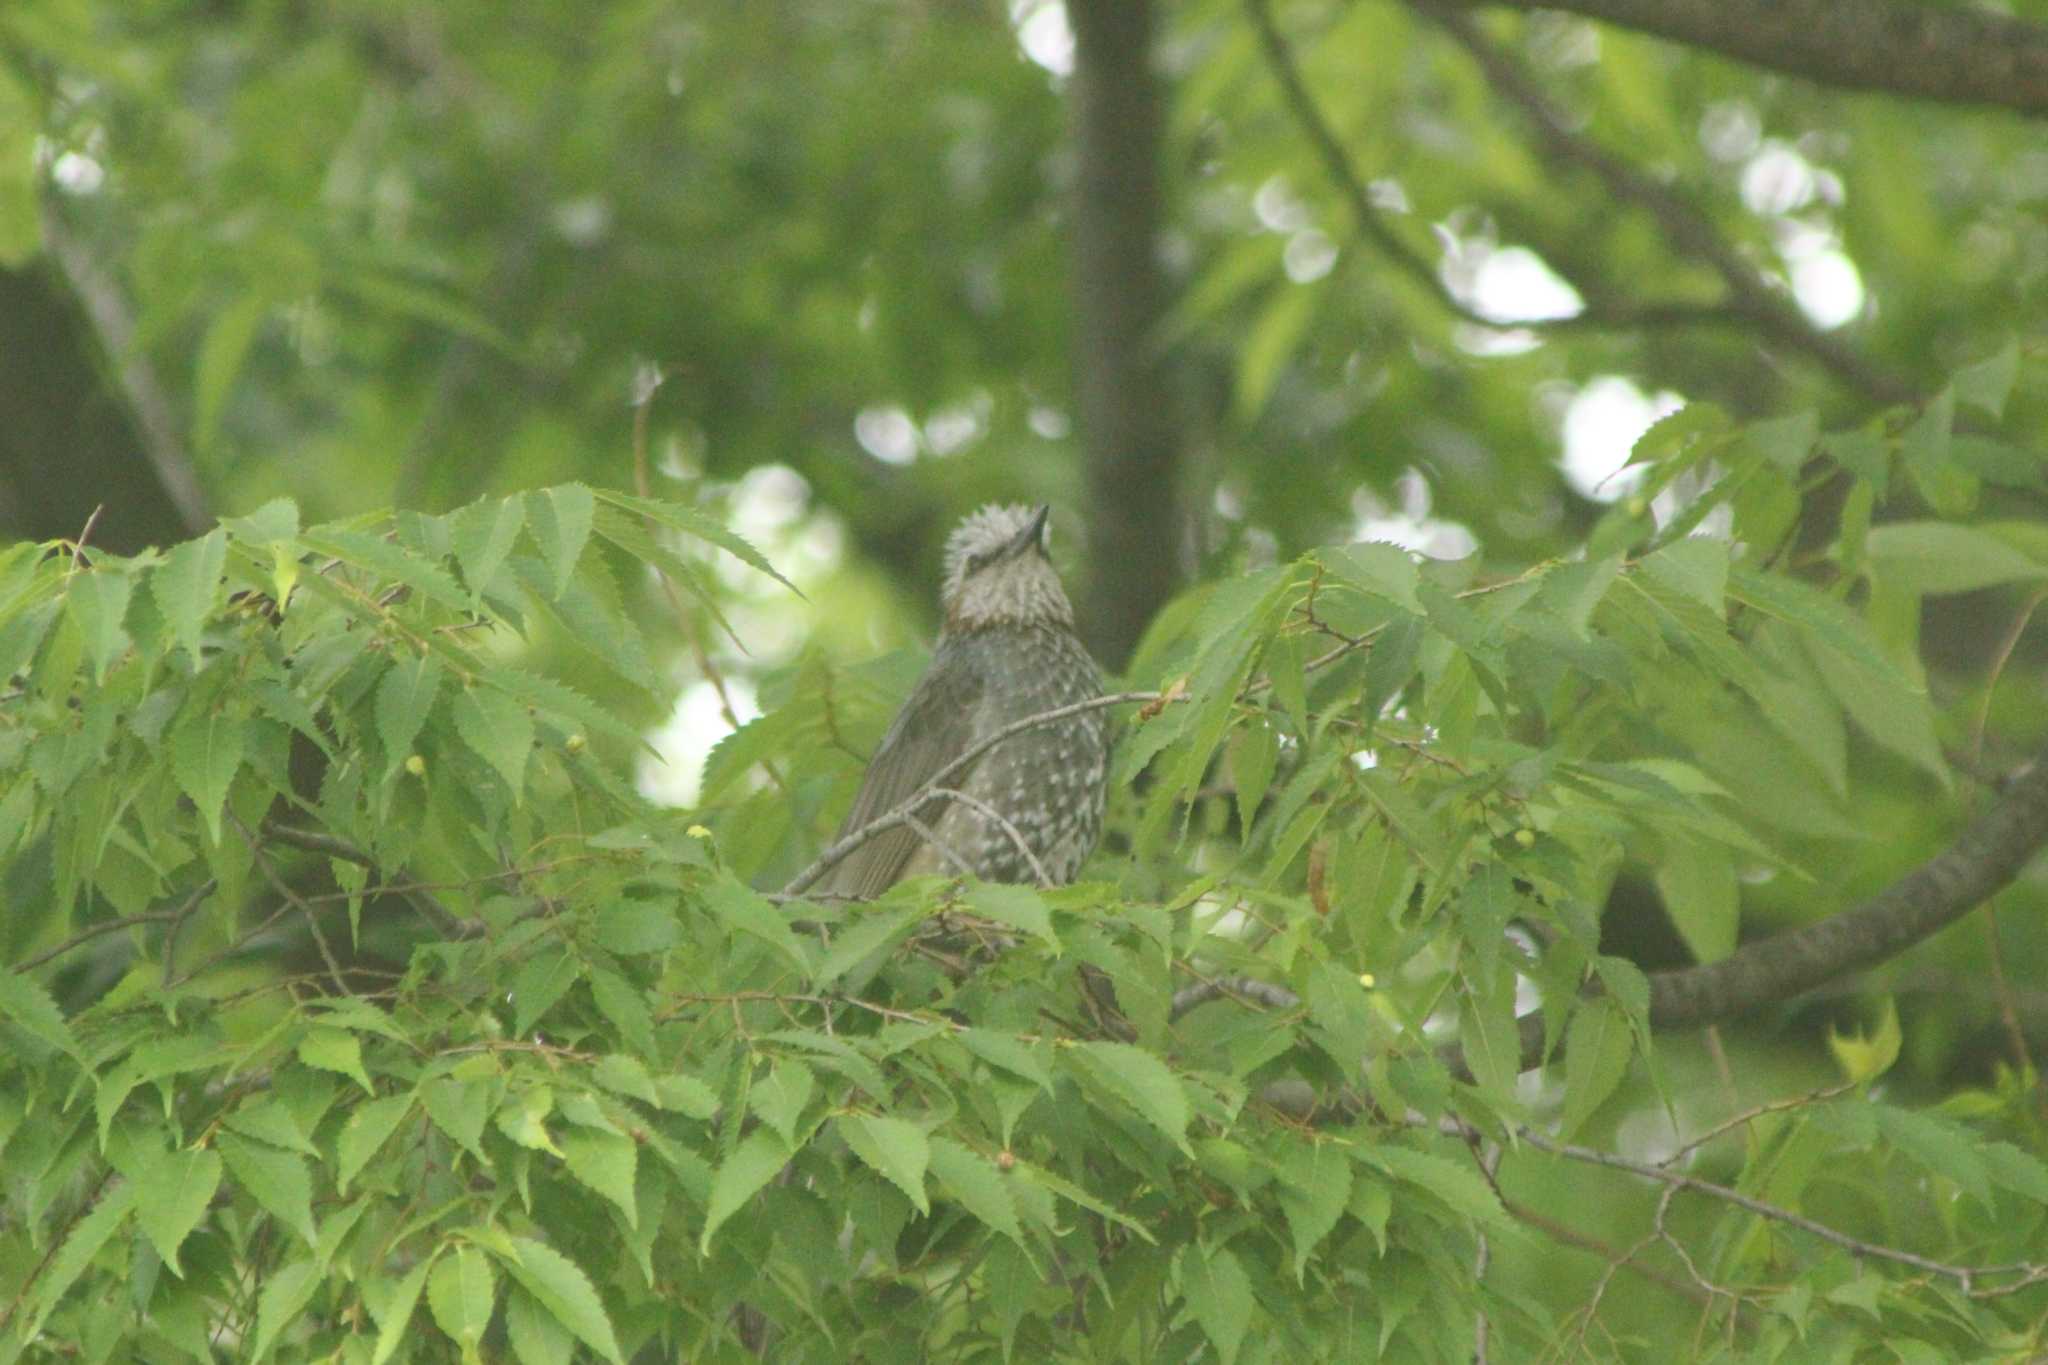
(812, 504), (1108, 899)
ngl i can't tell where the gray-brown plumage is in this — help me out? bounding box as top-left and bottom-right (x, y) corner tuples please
(815, 504), (1108, 898)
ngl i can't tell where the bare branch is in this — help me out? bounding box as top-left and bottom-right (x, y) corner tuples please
(1479, 0), (2048, 118)
(1416, 2), (1920, 407)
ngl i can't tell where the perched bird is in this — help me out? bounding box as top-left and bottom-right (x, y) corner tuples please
(814, 504), (1108, 898)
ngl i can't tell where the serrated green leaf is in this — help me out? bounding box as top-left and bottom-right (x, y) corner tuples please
(1065, 1041), (1190, 1152)
(750, 1060), (815, 1148)
(1867, 521), (2047, 595)
(1365, 1145), (1511, 1231)
(965, 882), (1058, 950)
(511, 948), (582, 1037)
(959, 1029), (1054, 1090)
(65, 568), (132, 683)
(223, 497), (300, 544)
(1182, 1243), (1254, 1365)
(336, 1093), (415, 1193)
(428, 1246), (498, 1355)
(453, 686), (535, 797)
(1230, 719), (1279, 835)
(813, 903), (926, 985)
(450, 495), (526, 601)
(1653, 840), (1738, 964)
(301, 526), (468, 610)
(219, 1132), (316, 1245)
(149, 530), (228, 665)
(370, 1256), (435, 1365)
(170, 704), (246, 845)
(249, 1258), (320, 1361)
(374, 654), (443, 779)
(1559, 1000), (1634, 1140)
(562, 1128), (638, 1227)
(526, 485), (595, 600)
(586, 968), (657, 1058)
(1953, 337), (2019, 419)
(927, 1137), (1022, 1244)
(1274, 1142), (1351, 1280)
(505, 1286), (576, 1365)
(836, 1113), (930, 1214)
(133, 1146), (221, 1274)
(704, 875), (811, 974)
(421, 1077), (493, 1167)
(0, 971), (83, 1061)
(592, 900), (679, 955)
(1325, 541), (1421, 612)
(494, 1236), (624, 1365)
(700, 1128), (791, 1254)
(298, 1026), (374, 1093)
(590, 487), (799, 594)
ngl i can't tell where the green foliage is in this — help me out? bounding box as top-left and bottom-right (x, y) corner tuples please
(3, 443), (2047, 1360)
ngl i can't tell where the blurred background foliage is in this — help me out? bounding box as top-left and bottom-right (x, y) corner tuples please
(6, 0), (2048, 1354)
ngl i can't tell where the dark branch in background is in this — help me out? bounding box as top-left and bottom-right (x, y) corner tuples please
(1068, 0), (1184, 672)
(1478, 0), (2048, 119)
(1648, 746), (2048, 1031)
(1244, 0), (1739, 336)
(39, 196), (210, 535)
(1412, 3), (1921, 408)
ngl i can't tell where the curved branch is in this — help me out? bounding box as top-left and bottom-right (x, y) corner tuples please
(1418, 2), (1920, 407)
(1649, 749), (2048, 1031)
(1479, 0), (2048, 118)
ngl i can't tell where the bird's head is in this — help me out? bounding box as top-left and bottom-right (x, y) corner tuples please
(940, 503), (1075, 632)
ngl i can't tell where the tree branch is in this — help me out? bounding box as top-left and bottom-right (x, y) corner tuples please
(1648, 748), (2048, 1031)
(1478, 0), (2048, 118)
(1417, 2), (1921, 408)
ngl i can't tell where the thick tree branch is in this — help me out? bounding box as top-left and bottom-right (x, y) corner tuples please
(1479, 0), (2048, 119)
(1069, 0), (1184, 672)
(1648, 749), (2048, 1031)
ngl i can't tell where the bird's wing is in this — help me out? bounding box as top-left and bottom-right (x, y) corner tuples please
(815, 651), (987, 899)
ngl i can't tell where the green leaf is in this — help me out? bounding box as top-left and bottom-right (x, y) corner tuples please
(249, 1259), (320, 1361)
(1064, 1041), (1191, 1152)
(374, 654), (444, 779)
(453, 686), (535, 797)
(927, 1137), (1023, 1244)
(495, 1236), (625, 1365)
(298, 1027), (374, 1093)
(562, 1128), (639, 1227)
(170, 704), (247, 845)
(1653, 840), (1738, 964)
(427, 1246), (498, 1356)
(593, 900), (680, 955)
(0, 971), (83, 1062)
(700, 1128), (791, 1255)
(369, 1257), (435, 1365)
(835, 1113), (930, 1215)
(1182, 1243), (1254, 1365)
(511, 947), (583, 1037)
(1803, 635), (1947, 786)
(421, 1077), (494, 1167)
(1742, 409), (1819, 471)
(450, 495), (527, 600)
(965, 882), (1058, 950)
(23, 1182), (136, 1338)
(587, 968), (657, 1058)
(958, 1028), (1054, 1090)
(194, 292), (268, 453)
(301, 527), (469, 611)
(526, 485), (595, 599)
(1235, 282), (1314, 417)
(1274, 1142), (1352, 1280)
(505, 1287), (577, 1365)
(1365, 1145), (1512, 1231)
(219, 1133), (317, 1245)
(590, 488), (799, 594)
(704, 875), (811, 975)
(1229, 719), (1279, 835)
(1324, 541), (1421, 612)
(814, 903), (926, 985)
(1953, 337), (2019, 419)
(750, 1060), (815, 1148)
(66, 568), (132, 684)
(1828, 999), (1902, 1086)
(1866, 521), (2047, 595)
(132, 1146), (221, 1274)
(1872, 1104), (1990, 1209)
(151, 529), (228, 663)
(336, 1093), (415, 1193)
(1559, 1001), (1634, 1141)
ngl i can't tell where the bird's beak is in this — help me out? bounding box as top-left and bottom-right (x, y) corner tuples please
(1008, 505), (1052, 559)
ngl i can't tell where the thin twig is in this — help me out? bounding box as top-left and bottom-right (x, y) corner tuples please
(15, 909), (184, 974)
(233, 816), (350, 993)
(926, 787), (1055, 888)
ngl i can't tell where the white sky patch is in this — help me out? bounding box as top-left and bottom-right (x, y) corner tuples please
(1352, 470), (1479, 560)
(854, 405), (919, 465)
(1777, 220), (1866, 330)
(51, 150), (106, 195)
(1252, 175), (1312, 233)
(1560, 376), (1686, 503)
(638, 678), (762, 807)
(925, 390), (992, 457)
(1027, 403), (1070, 440)
(1741, 141), (1818, 217)
(1010, 0), (1074, 77)
(1471, 246), (1584, 324)
(1283, 228), (1338, 283)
